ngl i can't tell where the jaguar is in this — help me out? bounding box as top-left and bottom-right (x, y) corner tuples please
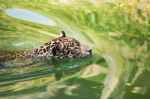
(0, 31), (92, 61)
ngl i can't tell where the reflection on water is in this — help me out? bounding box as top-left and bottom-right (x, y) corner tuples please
(0, 56), (105, 99)
(5, 9), (57, 26)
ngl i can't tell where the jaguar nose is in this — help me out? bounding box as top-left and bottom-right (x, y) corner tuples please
(88, 48), (92, 54)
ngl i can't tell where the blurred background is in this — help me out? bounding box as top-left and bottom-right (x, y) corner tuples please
(0, 0), (150, 99)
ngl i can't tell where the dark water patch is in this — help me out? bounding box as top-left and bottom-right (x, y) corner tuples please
(0, 23), (17, 31)
(124, 70), (150, 99)
(48, 77), (103, 99)
(95, 56), (108, 67)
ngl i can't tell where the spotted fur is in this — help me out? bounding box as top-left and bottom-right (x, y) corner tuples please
(0, 31), (92, 61)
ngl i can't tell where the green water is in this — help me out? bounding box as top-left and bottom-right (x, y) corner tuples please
(0, 0), (150, 99)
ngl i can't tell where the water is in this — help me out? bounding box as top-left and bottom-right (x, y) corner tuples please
(0, 1), (150, 99)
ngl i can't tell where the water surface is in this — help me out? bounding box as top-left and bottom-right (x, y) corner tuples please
(0, 1), (149, 99)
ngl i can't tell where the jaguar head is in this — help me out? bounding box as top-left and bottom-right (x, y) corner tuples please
(51, 31), (92, 59)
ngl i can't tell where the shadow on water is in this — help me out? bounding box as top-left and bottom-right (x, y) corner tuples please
(0, 56), (107, 99)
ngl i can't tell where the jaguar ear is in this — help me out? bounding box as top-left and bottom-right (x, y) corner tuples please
(59, 31), (66, 37)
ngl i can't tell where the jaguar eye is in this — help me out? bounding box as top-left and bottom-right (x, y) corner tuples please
(74, 47), (78, 49)
(76, 41), (80, 46)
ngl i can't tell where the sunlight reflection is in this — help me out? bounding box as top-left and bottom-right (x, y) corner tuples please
(5, 9), (57, 26)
